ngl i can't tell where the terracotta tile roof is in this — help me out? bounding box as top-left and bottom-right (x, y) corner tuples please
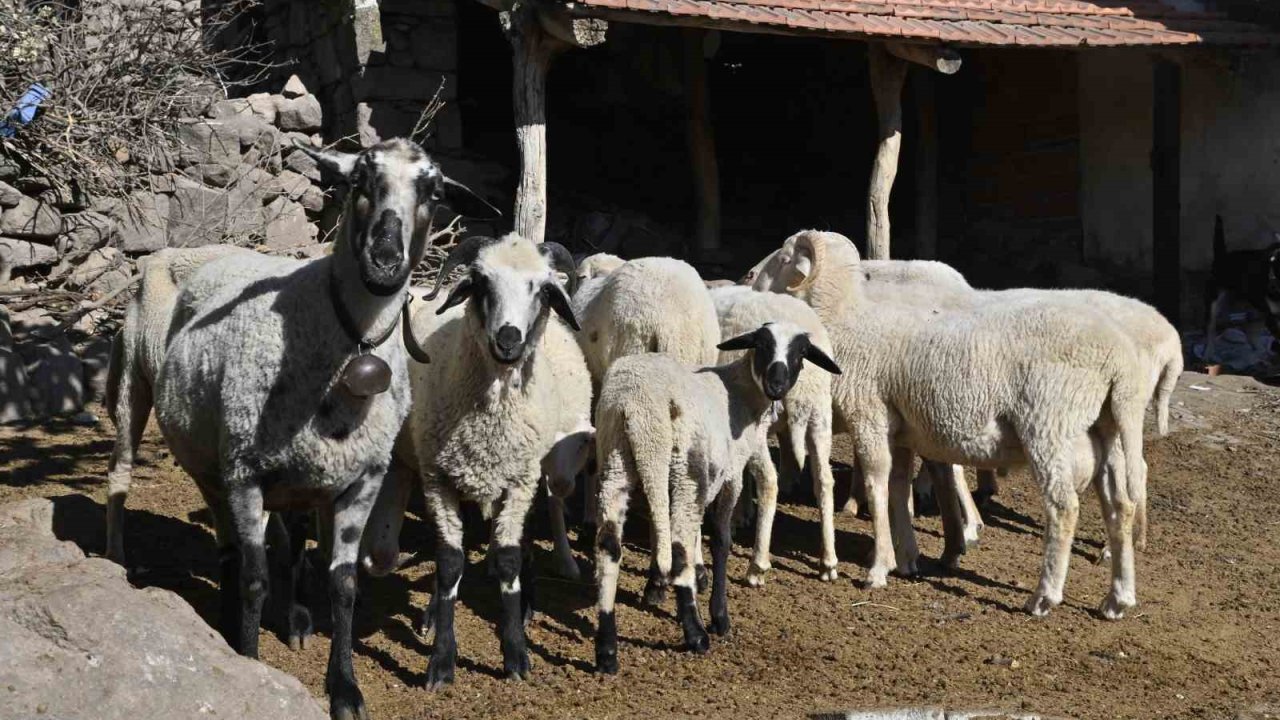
(565, 0), (1280, 46)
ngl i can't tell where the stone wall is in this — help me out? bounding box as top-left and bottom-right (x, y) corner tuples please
(239, 0), (463, 152)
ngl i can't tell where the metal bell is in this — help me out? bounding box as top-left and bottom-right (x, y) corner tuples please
(340, 353), (392, 397)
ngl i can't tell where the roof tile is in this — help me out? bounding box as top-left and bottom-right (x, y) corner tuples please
(577, 0), (1280, 47)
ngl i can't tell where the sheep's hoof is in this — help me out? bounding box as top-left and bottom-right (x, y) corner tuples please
(288, 604), (313, 651)
(819, 565), (838, 582)
(746, 561), (770, 587)
(865, 567), (889, 589)
(596, 649), (618, 675)
(1094, 546), (1113, 566)
(1024, 592), (1059, 618)
(684, 629), (711, 655)
(709, 613), (731, 636)
(894, 557), (920, 578)
(504, 650), (532, 681)
(329, 684), (368, 720)
(424, 658), (455, 691)
(1098, 590), (1134, 621)
(695, 565), (709, 594)
(964, 525), (983, 549)
(939, 552), (963, 573)
(642, 580), (667, 606)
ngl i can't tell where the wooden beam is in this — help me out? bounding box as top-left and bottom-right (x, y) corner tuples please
(867, 42), (907, 261)
(683, 28), (721, 255)
(538, 2), (608, 47)
(887, 42), (962, 74)
(501, 1), (569, 244)
(913, 71), (938, 260)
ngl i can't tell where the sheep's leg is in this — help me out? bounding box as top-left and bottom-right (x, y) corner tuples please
(953, 465), (984, 548)
(594, 454), (631, 675)
(671, 476), (709, 654)
(489, 480), (538, 681)
(283, 512), (313, 651)
(424, 484), (465, 690)
(204, 495), (241, 650)
(709, 480), (741, 637)
(1095, 449), (1137, 620)
(324, 476), (380, 720)
(1132, 456), (1149, 553)
(695, 531), (709, 595)
(810, 428), (838, 581)
(841, 462), (861, 516)
(911, 461), (938, 517)
(104, 358), (150, 566)
(928, 462), (968, 571)
(745, 449), (778, 587)
(643, 523), (669, 605)
(858, 441), (896, 589)
(888, 447), (920, 578)
(1025, 453), (1080, 618)
(546, 492), (581, 580)
(227, 486), (269, 659)
(974, 469), (999, 509)
(581, 469), (599, 554)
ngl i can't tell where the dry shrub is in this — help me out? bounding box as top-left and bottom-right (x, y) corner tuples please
(0, 0), (271, 209)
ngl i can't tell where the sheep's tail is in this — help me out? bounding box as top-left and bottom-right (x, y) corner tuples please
(1154, 347), (1183, 436)
(104, 329), (125, 429)
(626, 401), (675, 578)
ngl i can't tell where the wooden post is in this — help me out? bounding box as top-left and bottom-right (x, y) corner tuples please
(913, 71), (938, 260)
(866, 43), (908, 260)
(502, 2), (562, 244)
(1152, 59), (1182, 324)
(683, 28), (721, 255)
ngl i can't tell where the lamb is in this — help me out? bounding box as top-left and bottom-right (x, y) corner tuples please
(363, 233), (588, 689)
(104, 244), (255, 565)
(151, 138), (495, 720)
(593, 322), (842, 673)
(569, 254), (721, 589)
(749, 230), (1148, 620)
(710, 285), (839, 583)
(576, 251), (625, 282)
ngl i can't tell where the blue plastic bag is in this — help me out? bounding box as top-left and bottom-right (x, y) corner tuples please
(0, 83), (51, 138)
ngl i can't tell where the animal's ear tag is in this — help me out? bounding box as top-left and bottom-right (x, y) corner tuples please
(341, 350), (392, 397)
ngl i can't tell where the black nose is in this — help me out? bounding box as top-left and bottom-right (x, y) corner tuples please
(764, 361), (790, 399)
(369, 210), (403, 270)
(496, 325), (522, 352)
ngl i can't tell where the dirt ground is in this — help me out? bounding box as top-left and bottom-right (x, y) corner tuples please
(3, 371), (1280, 719)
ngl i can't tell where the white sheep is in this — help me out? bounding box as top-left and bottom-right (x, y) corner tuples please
(592, 322), (842, 673)
(710, 285), (839, 583)
(569, 254), (721, 594)
(151, 138), (495, 720)
(104, 244), (255, 565)
(364, 233), (588, 689)
(750, 230), (1148, 620)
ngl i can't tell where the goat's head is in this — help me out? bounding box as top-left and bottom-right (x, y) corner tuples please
(298, 138), (498, 297)
(717, 322), (841, 401)
(428, 234), (580, 365)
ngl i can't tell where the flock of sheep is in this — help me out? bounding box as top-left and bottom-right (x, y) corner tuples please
(96, 138), (1181, 720)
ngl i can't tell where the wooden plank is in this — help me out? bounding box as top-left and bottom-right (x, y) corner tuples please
(867, 42), (908, 260)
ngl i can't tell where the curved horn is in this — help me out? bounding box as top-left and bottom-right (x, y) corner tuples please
(787, 231), (827, 294)
(425, 235), (502, 300)
(539, 241), (579, 296)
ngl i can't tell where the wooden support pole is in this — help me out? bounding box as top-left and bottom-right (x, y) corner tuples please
(866, 42), (907, 261)
(887, 42), (962, 75)
(1152, 59), (1182, 324)
(683, 28), (721, 255)
(499, 1), (605, 244)
(914, 71), (938, 260)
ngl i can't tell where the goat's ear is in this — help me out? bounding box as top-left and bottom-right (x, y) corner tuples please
(543, 281), (581, 331)
(717, 330), (760, 352)
(803, 343), (842, 375)
(436, 275), (475, 315)
(293, 140), (358, 180)
(441, 176), (501, 219)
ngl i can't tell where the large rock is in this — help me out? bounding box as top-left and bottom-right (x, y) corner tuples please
(60, 211), (119, 253)
(0, 498), (329, 720)
(283, 148), (321, 182)
(0, 181), (23, 208)
(276, 94), (323, 132)
(175, 119), (242, 168)
(15, 335), (84, 416)
(0, 347), (35, 423)
(167, 178), (229, 247)
(0, 196), (63, 240)
(0, 237), (57, 274)
(263, 198), (317, 250)
(282, 74), (309, 99)
(67, 247), (132, 295)
(114, 191), (170, 253)
(246, 92), (278, 124)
